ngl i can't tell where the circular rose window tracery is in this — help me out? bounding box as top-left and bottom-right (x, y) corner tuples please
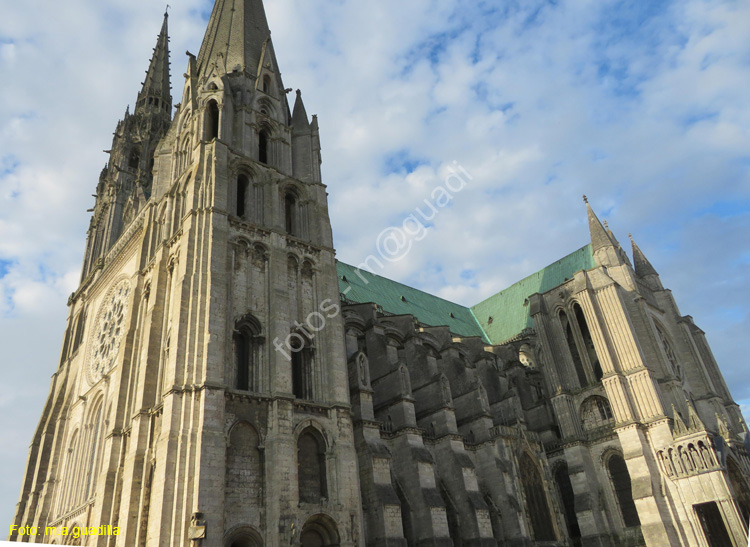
(87, 280), (131, 384)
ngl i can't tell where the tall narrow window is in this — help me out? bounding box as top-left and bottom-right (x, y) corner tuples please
(233, 316), (261, 392)
(259, 130), (269, 164)
(129, 149), (140, 170)
(298, 428), (327, 503)
(291, 339), (313, 400)
(574, 303), (603, 381)
(206, 100), (219, 140)
(236, 175), (249, 218)
(263, 75), (271, 94)
(560, 310), (587, 387)
(285, 193), (296, 235)
(519, 453), (556, 541)
(608, 454), (641, 528)
(234, 330), (251, 391)
(84, 403), (104, 499)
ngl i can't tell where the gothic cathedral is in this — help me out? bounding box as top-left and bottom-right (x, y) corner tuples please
(11, 1), (750, 547)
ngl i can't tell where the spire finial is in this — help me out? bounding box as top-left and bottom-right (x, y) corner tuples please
(583, 195), (589, 204)
(603, 220), (609, 229)
(165, 4), (170, 16)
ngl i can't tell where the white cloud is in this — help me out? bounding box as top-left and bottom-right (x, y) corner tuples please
(0, 0), (749, 526)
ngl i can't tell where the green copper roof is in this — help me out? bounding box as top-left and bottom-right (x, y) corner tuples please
(336, 244), (596, 346)
(336, 262), (487, 340)
(470, 245), (596, 344)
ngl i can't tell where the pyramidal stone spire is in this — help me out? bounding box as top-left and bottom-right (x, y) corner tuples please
(292, 89), (310, 130)
(583, 195), (615, 253)
(629, 234), (659, 278)
(137, 10), (172, 112)
(197, 0), (272, 76)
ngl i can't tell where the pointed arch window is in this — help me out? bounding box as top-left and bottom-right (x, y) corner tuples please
(608, 454), (641, 528)
(262, 75), (271, 94)
(259, 129), (269, 164)
(234, 316), (262, 392)
(297, 428), (327, 503)
(519, 453), (556, 541)
(206, 100), (220, 140)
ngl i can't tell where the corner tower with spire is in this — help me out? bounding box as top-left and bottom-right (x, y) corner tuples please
(11, 2), (359, 545)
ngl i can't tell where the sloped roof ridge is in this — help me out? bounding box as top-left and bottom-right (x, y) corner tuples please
(473, 244), (594, 308)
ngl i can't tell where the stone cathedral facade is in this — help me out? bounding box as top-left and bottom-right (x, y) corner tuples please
(10, 1), (750, 547)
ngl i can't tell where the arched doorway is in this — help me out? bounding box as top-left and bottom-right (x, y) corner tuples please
(300, 514), (339, 547)
(224, 526), (263, 547)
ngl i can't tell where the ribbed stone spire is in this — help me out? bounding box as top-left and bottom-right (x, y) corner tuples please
(136, 10), (172, 112)
(197, 0), (272, 76)
(629, 234), (659, 278)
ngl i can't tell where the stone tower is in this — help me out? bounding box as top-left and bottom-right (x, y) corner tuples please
(11, 1), (363, 545)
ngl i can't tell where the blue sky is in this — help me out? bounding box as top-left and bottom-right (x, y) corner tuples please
(0, 0), (749, 526)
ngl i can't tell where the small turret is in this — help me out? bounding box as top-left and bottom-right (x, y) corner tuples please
(584, 196), (627, 268)
(629, 233), (664, 291)
(291, 90), (322, 183)
(292, 89), (310, 131)
(585, 196), (615, 255)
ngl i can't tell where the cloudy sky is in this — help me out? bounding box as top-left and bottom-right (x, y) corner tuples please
(1, 0), (748, 526)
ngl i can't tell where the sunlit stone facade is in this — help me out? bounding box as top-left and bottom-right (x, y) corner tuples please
(11, 1), (750, 546)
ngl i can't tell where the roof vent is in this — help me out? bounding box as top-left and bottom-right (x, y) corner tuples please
(341, 275), (348, 282)
(488, 316), (494, 325)
(401, 296), (407, 303)
(449, 312), (455, 319)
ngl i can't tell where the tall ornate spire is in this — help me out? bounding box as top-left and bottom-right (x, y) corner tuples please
(136, 10), (172, 113)
(197, 0), (272, 77)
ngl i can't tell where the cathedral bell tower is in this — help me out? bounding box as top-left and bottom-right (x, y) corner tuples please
(11, 1), (363, 545)
(81, 12), (173, 281)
